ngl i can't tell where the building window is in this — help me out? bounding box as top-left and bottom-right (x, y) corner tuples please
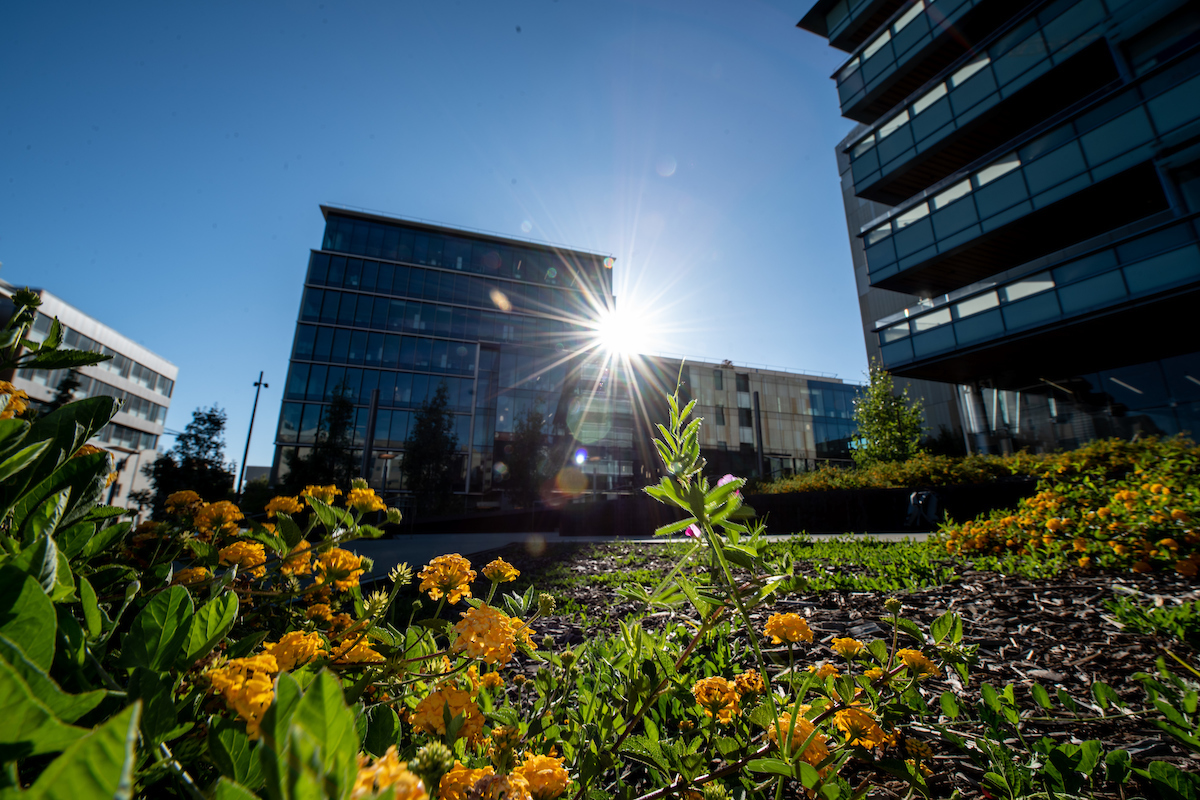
(736, 373), (750, 392)
(713, 369), (723, 390)
(715, 406), (725, 426)
(738, 408), (754, 427)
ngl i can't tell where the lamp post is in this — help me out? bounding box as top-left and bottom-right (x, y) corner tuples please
(236, 371), (268, 501)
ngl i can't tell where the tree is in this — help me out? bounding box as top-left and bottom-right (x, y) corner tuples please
(45, 370), (81, 413)
(401, 382), (459, 516)
(506, 404), (547, 508)
(142, 405), (236, 517)
(851, 362), (925, 467)
(283, 390), (358, 493)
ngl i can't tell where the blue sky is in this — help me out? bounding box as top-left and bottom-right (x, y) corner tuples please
(1, 1), (856, 472)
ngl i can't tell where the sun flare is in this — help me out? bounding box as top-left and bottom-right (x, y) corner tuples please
(594, 307), (648, 357)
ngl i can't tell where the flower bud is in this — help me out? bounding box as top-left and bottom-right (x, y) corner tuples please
(884, 598), (903, 615)
(386, 507), (404, 524)
(560, 650), (576, 669)
(408, 742), (454, 789)
(351, 477), (369, 490)
(538, 593), (556, 616)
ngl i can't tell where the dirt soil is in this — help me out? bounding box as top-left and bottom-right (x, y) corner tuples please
(475, 541), (1200, 798)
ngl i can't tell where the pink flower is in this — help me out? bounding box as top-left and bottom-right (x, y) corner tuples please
(685, 524), (702, 538)
(718, 474), (742, 498)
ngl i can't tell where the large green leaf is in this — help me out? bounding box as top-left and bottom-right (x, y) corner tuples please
(129, 668), (177, 747)
(121, 586), (194, 671)
(0, 657), (87, 760)
(0, 439), (50, 484)
(209, 716), (264, 789)
(27, 489), (71, 542)
(12, 533), (59, 595)
(259, 672), (305, 800)
(0, 568), (57, 670)
(57, 521), (95, 560)
(12, 452), (109, 541)
(362, 706), (400, 757)
(6, 397), (117, 496)
(212, 778), (260, 800)
(182, 591), (238, 667)
(0, 635), (106, 723)
(0, 418), (31, 458)
(20, 350), (112, 371)
(289, 671), (359, 797)
(25, 702), (141, 800)
(81, 520), (131, 561)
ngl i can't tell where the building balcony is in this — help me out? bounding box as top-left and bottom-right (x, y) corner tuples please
(798, 0), (908, 54)
(861, 49), (1200, 295)
(834, 0), (1040, 125)
(874, 214), (1200, 387)
(845, 0), (1121, 202)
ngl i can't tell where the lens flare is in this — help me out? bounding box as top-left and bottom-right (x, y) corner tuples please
(656, 155), (677, 177)
(489, 288), (512, 312)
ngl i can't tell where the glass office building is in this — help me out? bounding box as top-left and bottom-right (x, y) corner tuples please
(271, 206), (640, 502)
(800, 0), (1200, 451)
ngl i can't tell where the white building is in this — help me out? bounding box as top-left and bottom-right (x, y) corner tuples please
(3, 282), (178, 509)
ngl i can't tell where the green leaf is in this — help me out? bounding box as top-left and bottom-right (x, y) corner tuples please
(25, 702), (140, 800)
(0, 568), (57, 670)
(186, 538), (219, 566)
(1105, 749), (1132, 784)
(982, 772), (1012, 800)
(13, 533), (60, 595)
(939, 691), (959, 720)
(0, 417), (31, 457)
(182, 590), (238, 667)
(121, 585), (194, 671)
(307, 497), (351, 535)
(58, 521), (96, 560)
(747, 757), (797, 777)
(0, 439), (50, 484)
(1030, 683), (1052, 709)
(212, 778), (260, 800)
(28, 488), (71, 541)
(1140, 760), (1200, 800)
(275, 513), (304, 550)
(1091, 681), (1121, 710)
(0, 634), (105, 723)
(81, 520), (131, 560)
(980, 683), (1001, 714)
(893, 617), (925, 646)
(652, 516), (698, 537)
(363, 705), (400, 757)
(930, 610), (959, 644)
(20, 349), (112, 370)
(290, 671), (361, 795)
(79, 577), (102, 639)
(209, 716), (264, 789)
(0, 656), (87, 760)
(129, 668), (177, 746)
(12, 453), (109, 541)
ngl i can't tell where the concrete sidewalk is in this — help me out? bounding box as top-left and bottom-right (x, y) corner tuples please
(347, 530), (930, 581)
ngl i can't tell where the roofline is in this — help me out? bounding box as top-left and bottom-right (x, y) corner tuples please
(797, 0), (838, 37)
(319, 204), (615, 261)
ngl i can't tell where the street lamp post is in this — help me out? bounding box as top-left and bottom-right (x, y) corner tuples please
(236, 371), (268, 501)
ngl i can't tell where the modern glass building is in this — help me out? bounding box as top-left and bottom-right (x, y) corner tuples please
(271, 206), (640, 503)
(800, 0), (1200, 451)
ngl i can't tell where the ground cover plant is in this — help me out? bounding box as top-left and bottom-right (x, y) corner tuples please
(1, 293), (1198, 799)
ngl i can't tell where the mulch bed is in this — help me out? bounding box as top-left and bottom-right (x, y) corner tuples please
(472, 541), (1200, 798)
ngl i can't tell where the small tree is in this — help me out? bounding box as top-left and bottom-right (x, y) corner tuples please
(283, 390), (358, 493)
(45, 370), (82, 413)
(142, 405), (236, 517)
(506, 404), (547, 508)
(851, 361), (925, 467)
(401, 382), (459, 517)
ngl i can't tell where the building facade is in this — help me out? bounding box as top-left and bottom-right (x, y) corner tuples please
(3, 282), (178, 508)
(271, 206), (637, 503)
(801, 0), (1200, 452)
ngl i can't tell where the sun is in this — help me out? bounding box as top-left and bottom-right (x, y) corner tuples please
(594, 307), (646, 357)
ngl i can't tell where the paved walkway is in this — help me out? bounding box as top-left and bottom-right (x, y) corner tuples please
(347, 530), (930, 581)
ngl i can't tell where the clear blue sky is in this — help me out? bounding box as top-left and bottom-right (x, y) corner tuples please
(1, 0), (856, 473)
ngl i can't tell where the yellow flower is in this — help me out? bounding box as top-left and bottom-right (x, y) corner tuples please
(332, 638), (385, 664)
(1045, 518), (1065, 533)
(219, 541), (267, 578)
(412, 687), (484, 743)
(767, 709), (829, 771)
(833, 707), (889, 748)
(483, 558), (520, 583)
(166, 490), (203, 514)
(263, 631), (327, 671)
(439, 763), (495, 800)
(347, 487), (386, 512)
(514, 754), (571, 800)
(472, 773), (532, 800)
(1078, 556), (1092, 569)
(352, 746), (428, 800)
(691, 677), (740, 725)
(831, 637), (865, 658)
(418, 554), (476, 604)
(302, 484), (341, 504)
(306, 603), (333, 622)
(807, 662), (840, 680)
(764, 612), (813, 644)
(896, 648), (940, 676)
(482, 671), (504, 690)
(1176, 559), (1198, 577)
(265, 495), (303, 518)
(207, 654), (278, 739)
(734, 669), (765, 696)
(196, 501), (244, 537)
(1132, 561), (1152, 573)
(280, 540), (313, 576)
(0, 382), (29, 419)
(316, 547), (365, 591)
(452, 605), (519, 666)
(172, 566), (211, 586)
(1073, 538), (1088, 552)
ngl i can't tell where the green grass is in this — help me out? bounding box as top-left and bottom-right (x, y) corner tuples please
(764, 535), (960, 593)
(1106, 592), (1200, 647)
